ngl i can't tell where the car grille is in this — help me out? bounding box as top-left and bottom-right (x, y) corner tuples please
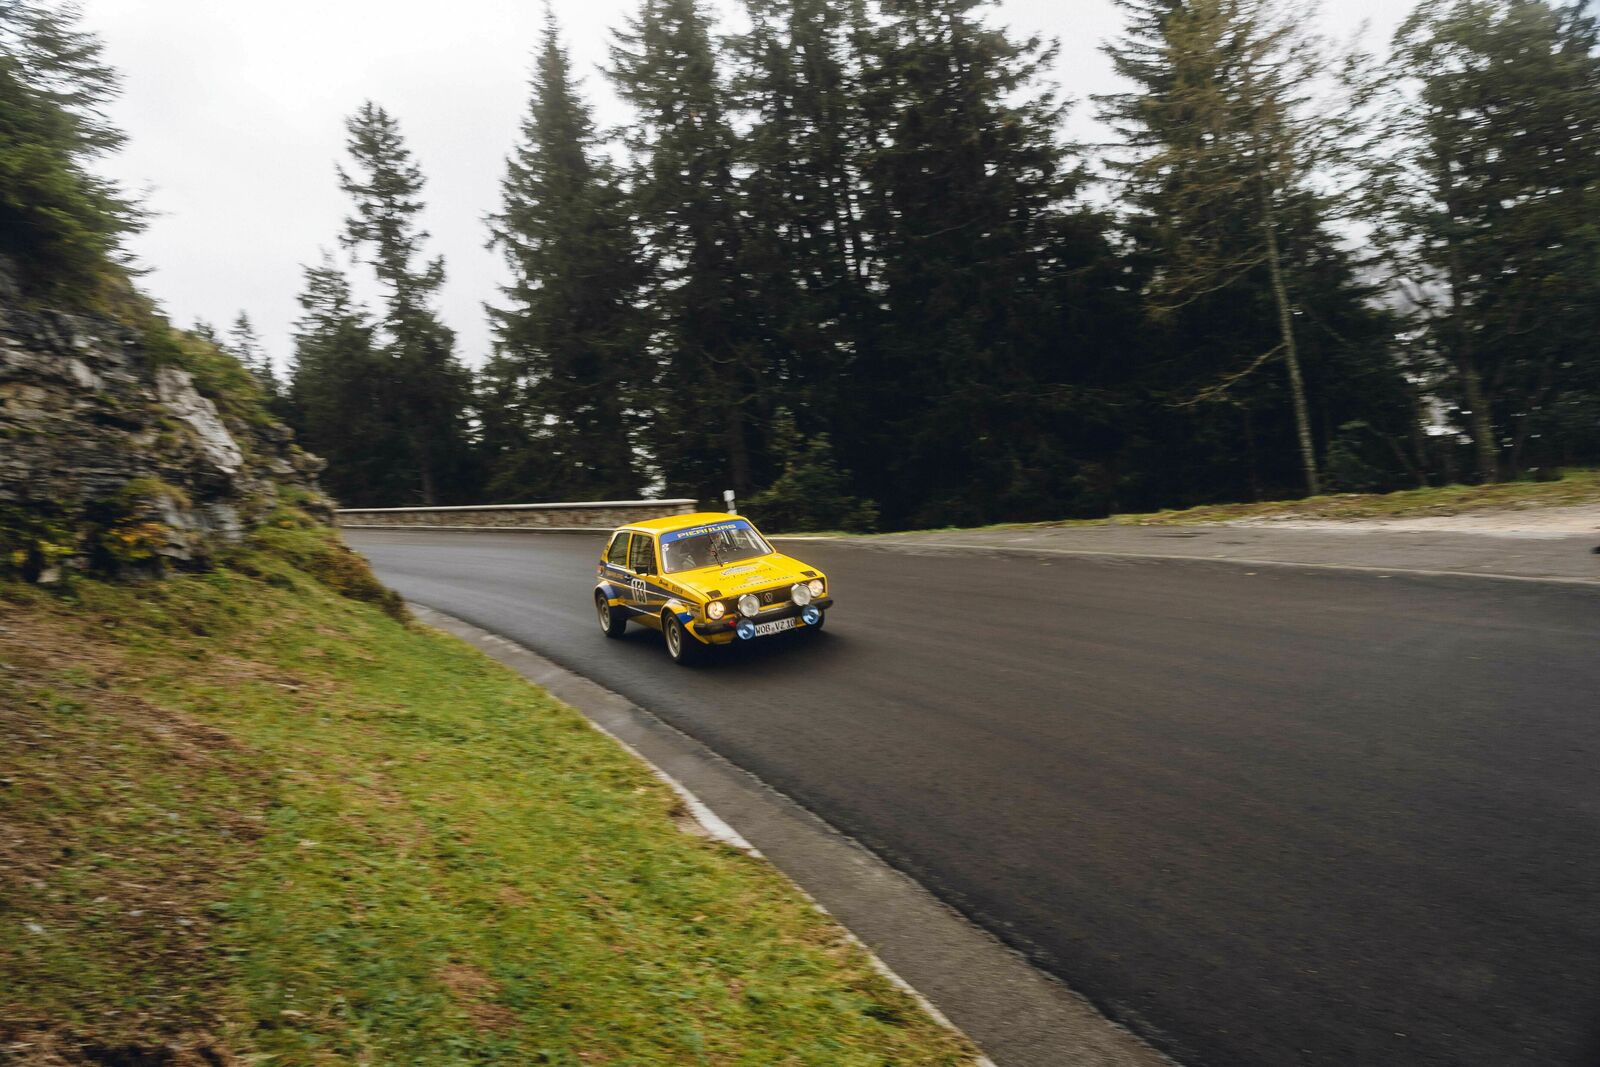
(757, 586), (790, 610)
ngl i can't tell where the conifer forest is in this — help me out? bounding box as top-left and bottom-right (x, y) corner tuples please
(7, 0), (1600, 530)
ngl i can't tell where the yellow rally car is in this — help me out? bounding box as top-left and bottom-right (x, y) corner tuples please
(594, 512), (832, 665)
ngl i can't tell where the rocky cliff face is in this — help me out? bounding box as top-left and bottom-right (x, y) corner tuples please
(1, 291), (331, 582)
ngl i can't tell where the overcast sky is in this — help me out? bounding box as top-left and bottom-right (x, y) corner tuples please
(79, 0), (1417, 372)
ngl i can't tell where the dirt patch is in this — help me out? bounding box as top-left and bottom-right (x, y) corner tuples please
(207, 655), (326, 696)
(0, 1029), (235, 1066)
(0, 604), (267, 1064)
(436, 964), (517, 1032)
(665, 797), (712, 839)
(496, 885), (530, 907)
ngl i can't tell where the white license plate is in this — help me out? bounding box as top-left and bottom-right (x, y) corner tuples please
(753, 617), (797, 637)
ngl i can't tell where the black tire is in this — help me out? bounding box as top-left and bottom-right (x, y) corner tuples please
(596, 590), (627, 638)
(663, 612), (701, 665)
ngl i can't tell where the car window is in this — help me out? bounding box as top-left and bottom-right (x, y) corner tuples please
(661, 521), (772, 573)
(661, 538), (704, 573)
(606, 532), (630, 567)
(628, 533), (657, 575)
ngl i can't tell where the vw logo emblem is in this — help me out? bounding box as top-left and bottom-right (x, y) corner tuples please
(763, 590), (775, 603)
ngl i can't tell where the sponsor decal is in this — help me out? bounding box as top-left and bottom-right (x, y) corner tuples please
(661, 519), (754, 544)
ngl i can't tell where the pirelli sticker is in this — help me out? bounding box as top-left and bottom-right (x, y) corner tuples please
(661, 519), (753, 545)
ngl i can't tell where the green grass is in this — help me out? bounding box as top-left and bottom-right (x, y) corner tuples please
(771, 470), (1600, 538)
(1059, 469), (1600, 527)
(0, 517), (975, 1065)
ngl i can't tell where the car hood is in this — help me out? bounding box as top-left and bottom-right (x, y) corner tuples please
(669, 553), (818, 598)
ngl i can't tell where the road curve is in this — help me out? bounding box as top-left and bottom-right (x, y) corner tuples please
(347, 529), (1600, 1067)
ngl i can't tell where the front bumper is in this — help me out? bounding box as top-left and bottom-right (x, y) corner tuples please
(693, 597), (833, 637)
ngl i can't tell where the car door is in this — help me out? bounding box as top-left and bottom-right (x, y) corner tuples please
(603, 531), (633, 610)
(627, 532), (660, 617)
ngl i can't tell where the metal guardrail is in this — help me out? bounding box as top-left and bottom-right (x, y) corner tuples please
(333, 498), (699, 532)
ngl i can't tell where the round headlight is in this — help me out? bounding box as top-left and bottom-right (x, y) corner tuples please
(706, 600), (726, 620)
(807, 579), (825, 598)
(791, 582), (813, 607)
(737, 593), (761, 617)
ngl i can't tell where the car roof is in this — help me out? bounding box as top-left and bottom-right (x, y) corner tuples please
(620, 511), (744, 535)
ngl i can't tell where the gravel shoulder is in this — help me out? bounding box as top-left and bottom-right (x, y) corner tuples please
(1228, 503), (1600, 537)
(835, 508), (1600, 584)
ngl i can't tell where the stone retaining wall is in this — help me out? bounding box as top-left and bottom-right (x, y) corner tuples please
(334, 499), (699, 531)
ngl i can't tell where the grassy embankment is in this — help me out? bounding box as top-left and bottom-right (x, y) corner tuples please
(774, 469), (1600, 538)
(1069, 468), (1600, 527)
(0, 511), (975, 1065)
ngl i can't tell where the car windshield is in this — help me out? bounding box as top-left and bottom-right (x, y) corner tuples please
(661, 522), (772, 573)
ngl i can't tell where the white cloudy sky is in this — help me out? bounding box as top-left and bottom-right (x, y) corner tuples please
(79, 0), (1417, 371)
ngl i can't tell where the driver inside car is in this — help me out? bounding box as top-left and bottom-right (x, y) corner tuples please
(667, 541), (700, 572)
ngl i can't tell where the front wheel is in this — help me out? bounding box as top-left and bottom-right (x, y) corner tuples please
(663, 613), (700, 665)
(596, 591), (626, 638)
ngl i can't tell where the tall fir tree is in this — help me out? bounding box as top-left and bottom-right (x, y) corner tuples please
(852, 0), (1087, 526)
(286, 254), (409, 505)
(226, 311), (282, 404)
(1100, 0), (1415, 502)
(1370, 0), (1600, 480)
(484, 9), (646, 502)
(338, 102), (475, 504)
(728, 0), (872, 446)
(0, 0), (140, 306)
(609, 0), (762, 500)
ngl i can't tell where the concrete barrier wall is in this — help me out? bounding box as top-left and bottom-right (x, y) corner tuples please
(334, 498), (699, 532)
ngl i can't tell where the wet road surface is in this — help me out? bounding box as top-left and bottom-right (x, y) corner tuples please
(348, 529), (1600, 1067)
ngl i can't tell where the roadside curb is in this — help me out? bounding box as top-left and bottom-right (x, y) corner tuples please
(408, 603), (1171, 1067)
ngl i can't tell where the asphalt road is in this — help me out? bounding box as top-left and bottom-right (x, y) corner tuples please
(348, 529), (1600, 1067)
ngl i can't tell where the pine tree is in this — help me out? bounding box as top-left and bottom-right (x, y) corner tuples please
(484, 9), (646, 502)
(1099, 0), (1413, 500)
(852, 0), (1085, 526)
(609, 0), (760, 501)
(338, 102), (475, 504)
(226, 311), (281, 402)
(286, 254), (408, 506)
(1102, 0), (1314, 493)
(745, 410), (879, 532)
(728, 0), (872, 444)
(1370, 0), (1600, 480)
(0, 0), (140, 304)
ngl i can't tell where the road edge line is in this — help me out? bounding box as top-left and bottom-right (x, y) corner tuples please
(408, 603), (1171, 1067)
